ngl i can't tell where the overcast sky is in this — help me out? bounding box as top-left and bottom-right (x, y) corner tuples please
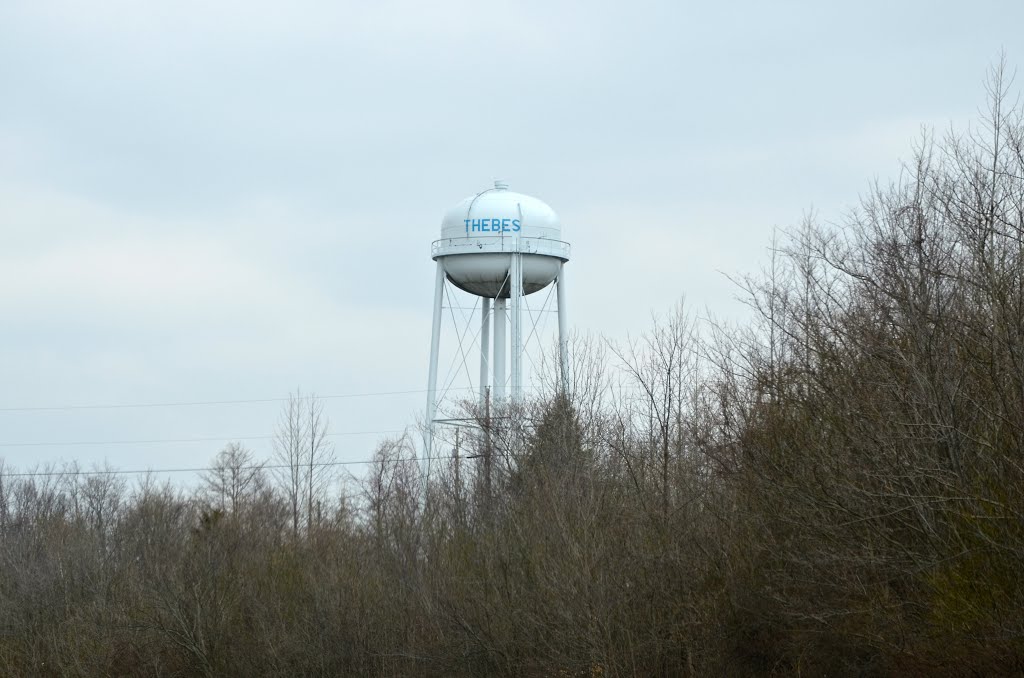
(1, 0), (1021, 481)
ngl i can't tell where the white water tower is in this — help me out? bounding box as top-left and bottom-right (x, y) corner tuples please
(424, 181), (571, 471)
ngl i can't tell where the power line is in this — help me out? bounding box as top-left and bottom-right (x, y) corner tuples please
(0, 387), (476, 414)
(0, 456), (452, 478)
(0, 429), (408, 448)
(0, 373), (592, 416)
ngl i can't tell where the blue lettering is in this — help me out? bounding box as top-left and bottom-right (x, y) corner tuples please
(465, 217), (527, 235)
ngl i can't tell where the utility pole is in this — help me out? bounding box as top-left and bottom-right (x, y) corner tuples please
(453, 427), (463, 526)
(484, 386), (492, 517)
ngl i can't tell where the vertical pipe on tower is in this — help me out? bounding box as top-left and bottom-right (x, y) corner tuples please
(493, 297), (507, 400)
(479, 297), (491, 404)
(510, 253), (523, 402)
(557, 262), (570, 395)
(424, 261), (445, 482)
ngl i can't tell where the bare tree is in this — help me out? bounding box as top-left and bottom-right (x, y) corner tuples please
(272, 392), (336, 536)
(304, 395), (335, 532)
(273, 393), (305, 537)
(0, 459), (8, 532)
(611, 300), (701, 518)
(203, 442), (264, 516)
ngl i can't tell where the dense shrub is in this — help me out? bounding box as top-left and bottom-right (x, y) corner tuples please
(2, 66), (1024, 676)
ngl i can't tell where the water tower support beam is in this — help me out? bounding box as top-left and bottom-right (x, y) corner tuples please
(479, 297), (491, 404)
(557, 262), (569, 395)
(493, 298), (506, 400)
(424, 261), (445, 478)
(510, 252), (523, 402)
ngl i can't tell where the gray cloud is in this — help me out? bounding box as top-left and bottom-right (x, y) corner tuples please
(0, 0), (1019, 475)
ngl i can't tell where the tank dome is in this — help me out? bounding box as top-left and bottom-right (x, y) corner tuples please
(432, 182), (570, 298)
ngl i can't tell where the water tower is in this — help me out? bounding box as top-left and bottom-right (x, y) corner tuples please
(424, 181), (571, 471)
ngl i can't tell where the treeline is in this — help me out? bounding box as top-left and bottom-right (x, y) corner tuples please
(4, 71), (1024, 676)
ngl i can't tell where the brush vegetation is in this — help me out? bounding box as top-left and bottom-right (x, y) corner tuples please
(3, 68), (1024, 676)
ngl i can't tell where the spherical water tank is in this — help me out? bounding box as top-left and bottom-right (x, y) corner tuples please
(432, 182), (570, 298)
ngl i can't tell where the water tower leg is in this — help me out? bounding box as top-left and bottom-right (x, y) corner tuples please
(424, 261), (445, 481)
(557, 262), (569, 395)
(510, 252), (523, 402)
(479, 298), (491, 405)
(493, 297), (506, 401)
